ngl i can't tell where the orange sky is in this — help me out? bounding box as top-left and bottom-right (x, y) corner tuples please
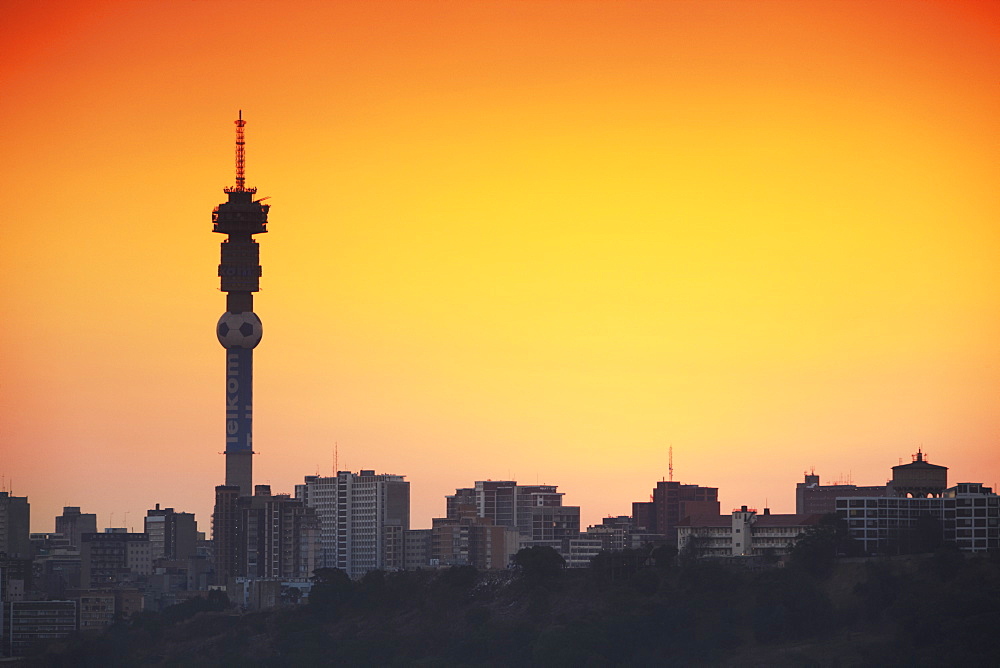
(2, 0), (998, 534)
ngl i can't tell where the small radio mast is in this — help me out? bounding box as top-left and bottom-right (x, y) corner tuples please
(668, 446), (674, 482)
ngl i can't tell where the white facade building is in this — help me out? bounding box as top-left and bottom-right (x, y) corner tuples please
(296, 471), (409, 578)
(677, 507), (820, 559)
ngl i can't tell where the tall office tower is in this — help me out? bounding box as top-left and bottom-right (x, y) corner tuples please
(213, 111), (269, 497)
(296, 471), (410, 578)
(0, 492), (30, 559)
(55, 507), (97, 550)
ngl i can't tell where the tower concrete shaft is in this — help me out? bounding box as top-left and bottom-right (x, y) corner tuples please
(213, 111), (269, 497)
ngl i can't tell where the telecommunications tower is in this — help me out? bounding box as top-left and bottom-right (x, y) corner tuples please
(213, 111), (269, 497)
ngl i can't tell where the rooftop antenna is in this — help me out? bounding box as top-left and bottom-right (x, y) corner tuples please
(668, 445), (674, 482)
(334, 442), (339, 475)
(235, 110), (246, 191)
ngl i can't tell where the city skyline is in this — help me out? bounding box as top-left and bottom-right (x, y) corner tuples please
(3, 1), (999, 534)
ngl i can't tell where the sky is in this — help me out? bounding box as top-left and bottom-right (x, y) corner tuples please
(2, 0), (998, 535)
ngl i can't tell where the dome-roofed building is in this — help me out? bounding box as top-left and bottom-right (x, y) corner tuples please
(890, 449), (947, 498)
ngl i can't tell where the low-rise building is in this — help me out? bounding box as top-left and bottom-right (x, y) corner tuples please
(795, 472), (889, 515)
(2, 600), (77, 657)
(677, 507), (820, 559)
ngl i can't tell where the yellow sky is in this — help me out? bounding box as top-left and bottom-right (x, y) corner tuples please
(2, 0), (998, 533)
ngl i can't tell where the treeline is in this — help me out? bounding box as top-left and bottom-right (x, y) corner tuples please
(26, 543), (1000, 666)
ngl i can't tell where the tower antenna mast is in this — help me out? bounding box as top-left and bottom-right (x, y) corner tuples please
(669, 446), (674, 482)
(235, 110), (247, 191)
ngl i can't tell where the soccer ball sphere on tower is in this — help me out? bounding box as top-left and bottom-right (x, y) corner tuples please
(216, 312), (263, 349)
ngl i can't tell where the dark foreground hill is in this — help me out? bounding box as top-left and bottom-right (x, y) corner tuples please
(24, 548), (1000, 667)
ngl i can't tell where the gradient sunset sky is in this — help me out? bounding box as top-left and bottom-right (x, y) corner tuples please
(2, 0), (998, 534)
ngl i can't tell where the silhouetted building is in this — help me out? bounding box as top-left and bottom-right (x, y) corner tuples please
(0, 493), (30, 560)
(585, 516), (636, 552)
(212, 485), (241, 584)
(75, 589), (143, 631)
(889, 449), (948, 498)
(795, 472), (888, 515)
(146, 557), (213, 610)
(0, 557), (32, 603)
(29, 534), (81, 599)
(296, 471), (409, 578)
(631, 480), (719, 542)
(145, 505), (198, 561)
(55, 507), (97, 550)
(2, 600), (76, 657)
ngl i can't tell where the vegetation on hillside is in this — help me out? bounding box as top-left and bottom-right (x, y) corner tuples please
(25, 544), (1000, 667)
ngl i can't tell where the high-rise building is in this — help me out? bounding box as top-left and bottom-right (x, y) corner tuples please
(210, 113), (271, 583)
(296, 471), (410, 578)
(631, 480), (719, 542)
(145, 505), (198, 561)
(55, 507), (97, 551)
(240, 485), (320, 580)
(80, 531), (151, 589)
(444, 480), (583, 561)
(0, 493), (30, 560)
(430, 500), (521, 570)
(212, 485), (242, 584)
